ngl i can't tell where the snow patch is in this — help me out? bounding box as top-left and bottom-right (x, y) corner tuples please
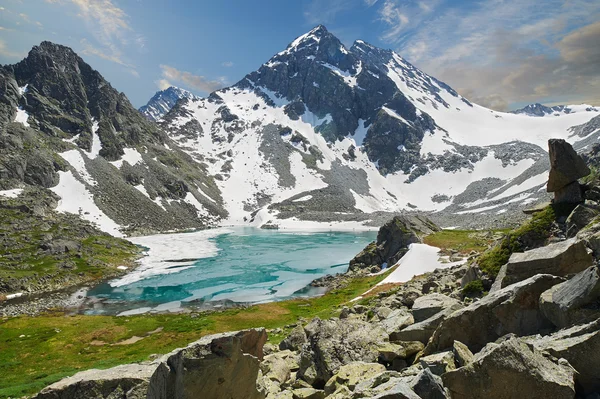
(15, 107), (30, 127)
(0, 188), (23, 198)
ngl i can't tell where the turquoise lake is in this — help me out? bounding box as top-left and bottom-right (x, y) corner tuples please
(85, 227), (377, 315)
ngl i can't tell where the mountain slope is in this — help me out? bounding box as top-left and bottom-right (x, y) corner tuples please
(139, 86), (197, 122)
(0, 42), (226, 236)
(161, 26), (600, 228)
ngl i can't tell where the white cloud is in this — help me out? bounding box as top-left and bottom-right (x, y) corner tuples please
(47, 0), (144, 72)
(373, 0), (600, 109)
(158, 65), (226, 93)
(0, 39), (24, 59)
(222, 61), (234, 67)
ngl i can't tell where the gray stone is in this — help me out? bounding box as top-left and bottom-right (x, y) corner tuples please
(34, 364), (155, 399)
(391, 303), (463, 344)
(425, 274), (563, 354)
(291, 388), (325, 399)
(411, 293), (462, 322)
(379, 308), (414, 337)
(547, 138), (590, 192)
(280, 325), (308, 351)
(147, 328), (267, 399)
(554, 181), (584, 204)
(297, 317), (387, 388)
(452, 341), (474, 368)
(540, 266), (600, 328)
(419, 351), (456, 376)
(442, 337), (576, 399)
(493, 239), (592, 289)
(566, 204), (600, 235)
(353, 374), (420, 399)
(528, 319), (600, 395)
(460, 265), (482, 288)
(323, 362), (386, 395)
(409, 369), (447, 399)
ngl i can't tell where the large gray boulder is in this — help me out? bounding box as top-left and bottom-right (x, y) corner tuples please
(425, 274), (563, 354)
(411, 293), (462, 323)
(378, 308), (415, 337)
(34, 364), (155, 399)
(566, 204), (600, 235)
(147, 328), (267, 399)
(297, 317), (388, 388)
(540, 265), (600, 327)
(353, 373), (420, 399)
(492, 239), (592, 290)
(528, 319), (600, 395)
(547, 138), (590, 192)
(442, 337), (576, 399)
(392, 303), (463, 344)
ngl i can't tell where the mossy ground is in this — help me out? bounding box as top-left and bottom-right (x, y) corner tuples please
(423, 229), (495, 254)
(0, 272), (387, 398)
(477, 206), (556, 277)
(0, 205), (140, 294)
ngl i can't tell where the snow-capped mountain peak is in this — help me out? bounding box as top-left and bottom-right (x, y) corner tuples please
(511, 103), (599, 117)
(139, 86), (197, 122)
(159, 25), (600, 229)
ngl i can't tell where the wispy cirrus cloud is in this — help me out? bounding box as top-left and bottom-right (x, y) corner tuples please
(46, 0), (144, 74)
(156, 65), (227, 93)
(374, 0), (600, 109)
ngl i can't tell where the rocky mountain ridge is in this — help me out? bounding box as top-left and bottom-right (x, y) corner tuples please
(139, 86), (197, 122)
(511, 103), (599, 117)
(0, 42), (226, 236)
(160, 25), (600, 229)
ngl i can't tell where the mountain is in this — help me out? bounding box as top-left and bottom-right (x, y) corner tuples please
(0, 42), (226, 237)
(511, 103), (599, 117)
(160, 25), (600, 229)
(139, 86), (197, 122)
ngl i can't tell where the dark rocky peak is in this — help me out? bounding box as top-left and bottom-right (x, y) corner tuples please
(2, 41), (164, 159)
(512, 103), (557, 117)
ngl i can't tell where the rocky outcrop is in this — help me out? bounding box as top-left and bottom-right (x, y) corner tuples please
(348, 215), (439, 273)
(34, 364), (155, 399)
(34, 329), (268, 399)
(297, 317), (388, 388)
(425, 274), (563, 353)
(547, 139), (590, 204)
(492, 238), (593, 289)
(528, 319), (600, 395)
(442, 337), (577, 399)
(410, 293), (462, 323)
(148, 328), (267, 399)
(539, 265), (600, 327)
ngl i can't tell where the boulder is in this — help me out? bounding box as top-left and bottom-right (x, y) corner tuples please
(34, 364), (155, 399)
(547, 138), (590, 192)
(460, 265), (482, 288)
(353, 373), (420, 399)
(280, 325), (308, 351)
(452, 341), (474, 368)
(425, 274), (563, 354)
(442, 337), (576, 399)
(411, 293), (462, 323)
(566, 204), (600, 234)
(418, 351), (456, 376)
(554, 181), (583, 204)
(291, 388), (325, 399)
(540, 265), (600, 328)
(409, 369), (447, 399)
(323, 362), (386, 395)
(379, 308), (414, 337)
(492, 239), (592, 289)
(261, 351), (297, 396)
(528, 319), (600, 395)
(392, 303), (463, 344)
(147, 328), (267, 399)
(297, 317), (388, 388)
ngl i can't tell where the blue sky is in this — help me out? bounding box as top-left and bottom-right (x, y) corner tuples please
(1, 0), (599, 111)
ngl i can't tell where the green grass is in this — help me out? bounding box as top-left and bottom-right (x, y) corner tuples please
(462, 279), (484, 297)
(0, 272), (387, 398)
(477, 206), (556, 277)
(423, 229), (493, 254)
